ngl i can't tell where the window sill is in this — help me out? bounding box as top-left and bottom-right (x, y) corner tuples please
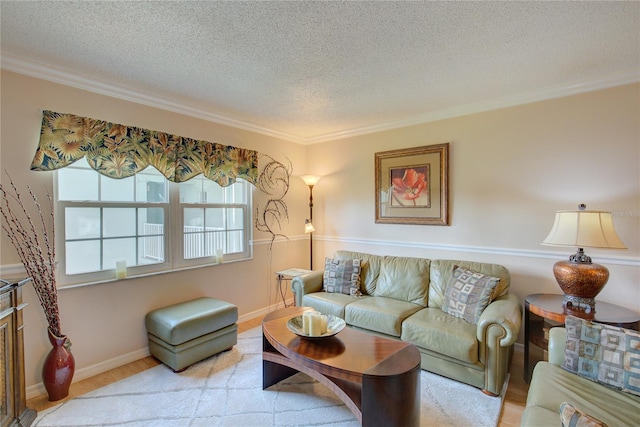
(58, 257), (250, 290)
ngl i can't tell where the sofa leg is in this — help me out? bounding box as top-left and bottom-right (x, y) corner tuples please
(481, 389), (498, 397)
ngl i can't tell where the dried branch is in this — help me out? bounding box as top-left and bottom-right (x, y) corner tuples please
(0, 172), (62, 337)
(254, 155), (292, 249)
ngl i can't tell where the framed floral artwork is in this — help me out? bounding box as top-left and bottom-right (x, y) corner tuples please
(375, 143), (449, 225)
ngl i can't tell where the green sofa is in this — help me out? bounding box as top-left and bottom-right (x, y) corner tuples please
(291, 250), (522, 396)
(522, 327), (640, 426)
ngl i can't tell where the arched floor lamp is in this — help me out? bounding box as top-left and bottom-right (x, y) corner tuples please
(301, 175), (321, 270)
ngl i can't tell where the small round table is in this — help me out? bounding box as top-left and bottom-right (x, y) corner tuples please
(523, 293), (640, 383)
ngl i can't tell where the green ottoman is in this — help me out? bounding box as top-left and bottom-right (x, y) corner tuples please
(145, 297), (238, 371)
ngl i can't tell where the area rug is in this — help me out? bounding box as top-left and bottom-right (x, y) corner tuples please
(34, 326), (507, 426)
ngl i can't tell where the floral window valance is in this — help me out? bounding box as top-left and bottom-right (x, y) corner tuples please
(30, 110), (258, 187)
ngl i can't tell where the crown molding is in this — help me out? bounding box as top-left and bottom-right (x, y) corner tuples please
(304, 69), (640, 144)
(2, 53), (638, 146)
(0, 54), (305, 144)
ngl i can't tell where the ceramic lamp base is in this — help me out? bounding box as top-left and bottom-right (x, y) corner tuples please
(553, 260), (609, 313)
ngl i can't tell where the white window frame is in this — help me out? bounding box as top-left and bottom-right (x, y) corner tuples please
(54, 166), (253, 287)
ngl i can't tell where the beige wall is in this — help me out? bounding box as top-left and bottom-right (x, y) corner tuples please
(308, 82), (639, 316)
(1, 70), (639, 394)
(0, 71), (311, 393)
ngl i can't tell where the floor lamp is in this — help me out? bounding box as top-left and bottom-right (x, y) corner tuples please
(301, 175), (321, 270)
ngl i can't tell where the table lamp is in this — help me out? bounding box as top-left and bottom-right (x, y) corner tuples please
(541, 204), (626, 312)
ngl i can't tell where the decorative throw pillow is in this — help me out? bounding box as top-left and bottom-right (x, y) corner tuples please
(559, 402), (608, 427)
(323, 258), (362, 296)
(440, 266), (500, 324)
(562, 315), (640, 397)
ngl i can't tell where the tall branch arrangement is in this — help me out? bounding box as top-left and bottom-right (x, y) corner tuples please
(0, 173), (62, 337)
(254, 155), (292, 248)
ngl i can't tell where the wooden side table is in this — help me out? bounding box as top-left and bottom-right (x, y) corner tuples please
(524, 293), (640, 383)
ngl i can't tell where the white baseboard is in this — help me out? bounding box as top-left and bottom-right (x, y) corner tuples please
(26, 299), (291, 400)
(26, 347), (150, 400)
(28, 297), (516, 400)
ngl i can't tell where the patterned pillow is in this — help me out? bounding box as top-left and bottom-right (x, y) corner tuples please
(562, 316), (640, 396)
(440, 266), (500, 324)
(323, 258), (362, 296)
(559, 402), (608, 427)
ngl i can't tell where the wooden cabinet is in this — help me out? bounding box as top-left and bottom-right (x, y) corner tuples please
(0, 278), (36, 427)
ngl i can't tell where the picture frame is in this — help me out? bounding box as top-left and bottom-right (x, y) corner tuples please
(375, 143), (449, 225)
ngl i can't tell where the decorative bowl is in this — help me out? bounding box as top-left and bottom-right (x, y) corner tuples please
(286, 314), (346, 339)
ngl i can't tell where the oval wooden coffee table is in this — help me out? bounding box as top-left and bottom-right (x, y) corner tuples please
(262, 307), (420, 427)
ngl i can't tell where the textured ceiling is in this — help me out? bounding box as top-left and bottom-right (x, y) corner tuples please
(1, 1), (639, 143)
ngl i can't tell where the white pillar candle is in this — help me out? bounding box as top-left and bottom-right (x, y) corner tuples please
(309, 313), (322, 336)
(115, 260), (127, 279)
(320, 315), (328, 335)
(302, 310), (319, 335)
(215, 249), (224, 263)
(302, 313), (311, 334)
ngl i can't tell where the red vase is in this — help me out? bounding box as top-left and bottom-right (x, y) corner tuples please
(42, 328), (75, 401)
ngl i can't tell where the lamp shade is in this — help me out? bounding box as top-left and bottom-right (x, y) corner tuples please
(304, 219), (315, 233)
(542, 210), (626, 249)
(300, 175), (321, 187)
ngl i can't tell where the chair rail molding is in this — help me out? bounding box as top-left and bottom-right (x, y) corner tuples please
(317, 235), (640, 267)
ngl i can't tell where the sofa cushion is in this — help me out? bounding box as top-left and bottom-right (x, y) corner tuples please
(560, 402), (608, 427)
(428, 260), (510, 309)
(440, 266), (500, 324)
(373, 256), (430, 306)
(401, 308), (479, 363)
(334, 250), (383, 295)
(563, 315), (640, 396)
(322, 257), (362, 296)
(345, 296), (422, 337)
(301, 292), (366, 319)
(524, 361), (640, 427)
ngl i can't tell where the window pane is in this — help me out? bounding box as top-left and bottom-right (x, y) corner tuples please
(139, 209), (164, 262)
(66, 240), (100, 274)
(184, 208), (204, 228)
(58, 167), (98, 201)
(202, 178), (224, 203)
(206, 231), (225, 255)
(227, 208), (244, 229)
(66, 208), (101, 239)
(101, 175), (134, 202)
(179, 180), (202, 203)
(139, 208), (164, 232)
(225, 180), (247, 203)
(139, 236), (164, 264)
(137, 170), (167, 202)
(184, 232), (204, 259)
(179, 176), (227, 203)
(103, 208), (136, 238)
(103, 238), (136, 269)
(205, 208), (224, 229)
(227, 230), (244, 253)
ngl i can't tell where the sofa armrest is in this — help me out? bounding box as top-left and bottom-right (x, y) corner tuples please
(291, 271), (324, 307)
(476, 293), (522, 347)
(548, 327), (567, 366)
